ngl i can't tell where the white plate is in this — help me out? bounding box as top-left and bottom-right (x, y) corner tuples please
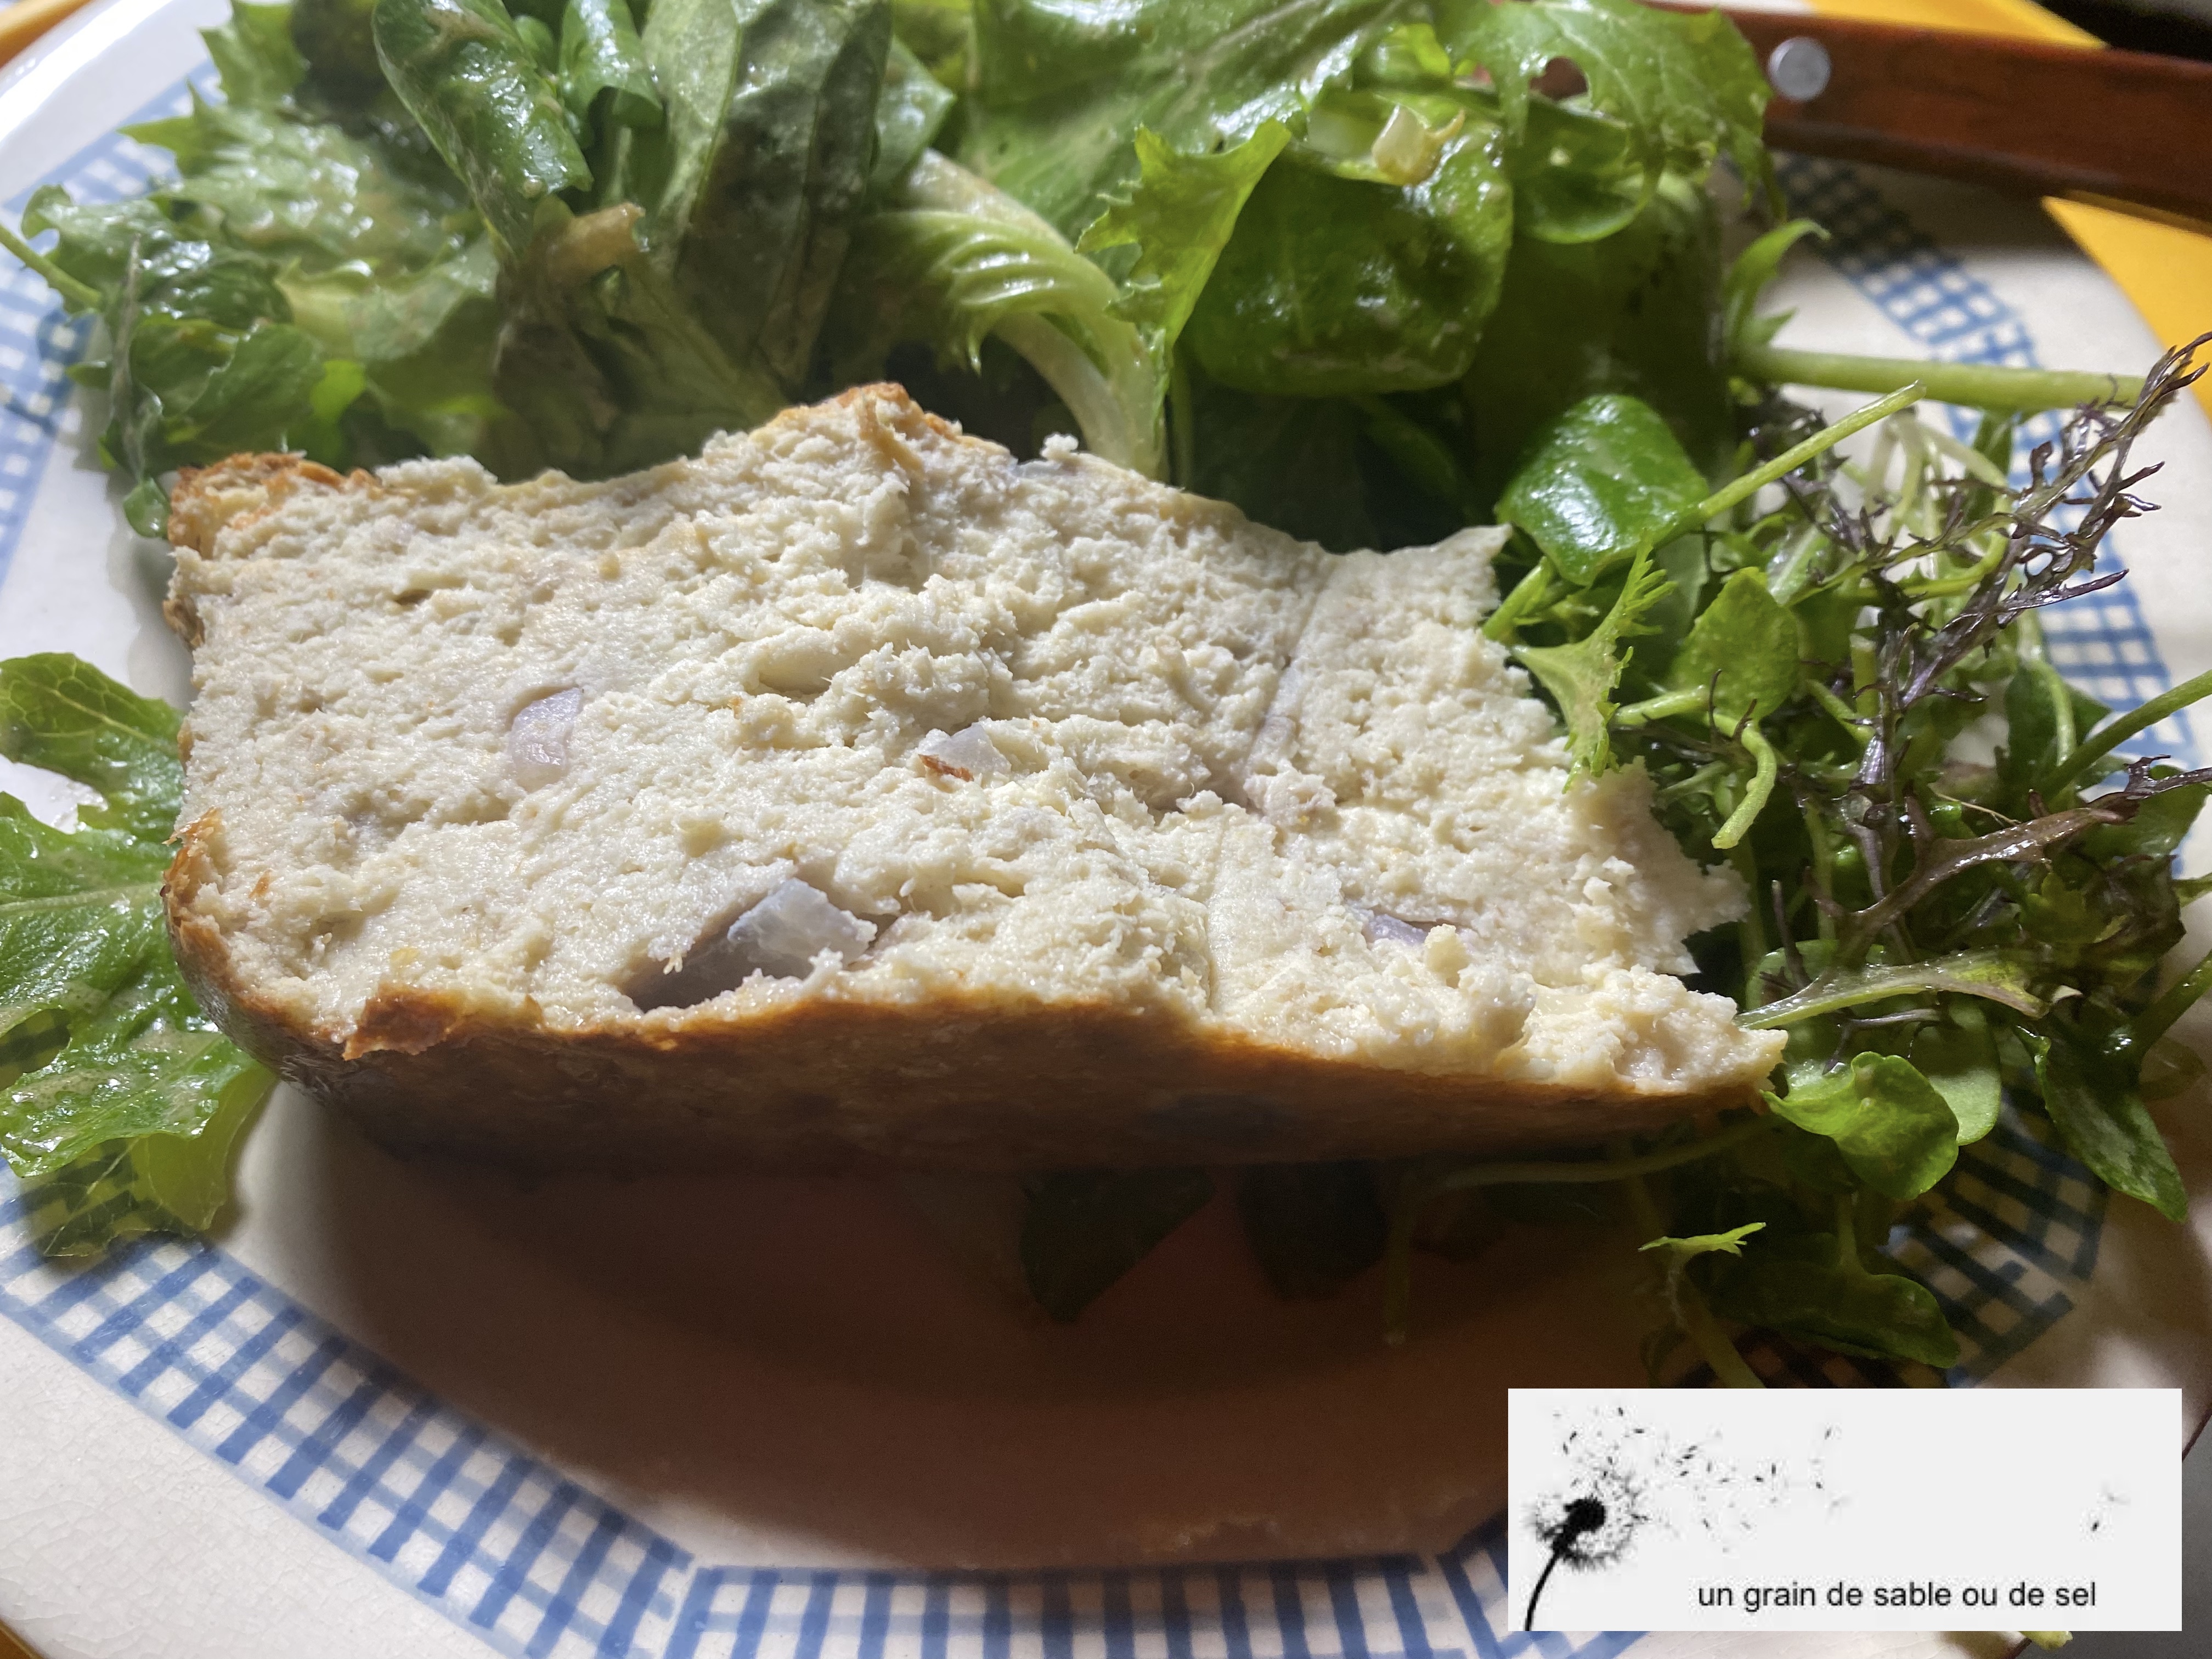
(2, 5), (2210, 1657)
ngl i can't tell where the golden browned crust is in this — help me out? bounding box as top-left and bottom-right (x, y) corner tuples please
(167, 814), (1752, 1175)
(348, 987), (480, 1060)
(825, 381), (969, 442)
(163, 453), (363, 645)
(157, 394), (953, 648)
(166, 452), (354, 554)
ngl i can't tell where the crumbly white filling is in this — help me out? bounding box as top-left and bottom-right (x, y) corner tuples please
(170, 390), (1782, 1094)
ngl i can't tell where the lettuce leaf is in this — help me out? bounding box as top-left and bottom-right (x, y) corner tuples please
(126, 95), (477, 279)
(495, 203), (786, 478)
(1183, 116), (1513, 398)
(1463, 168), (1733, 505)
(1701, 1235), (1960, 1369)
(0, 657), (274, 1257)
(1181, 366), (1378, 548)
(371, 0), (592, 258)
(572, 0), (890, 393)
(2032, 1032), (2187, 1222)
(23, 185), (341, 522)
(0, 653), (184, 840)
(13, 1083), (266, 1257)
(1663, 567), (1799, 723)
(10, 0), (516, 524)
(1765, 1053), (1960, 1203)
(1440, 0), (1771, 212)
(205, 0), (309, 103)
(659, 0), (890, 392)
(870, 36), (956, 197)
(958, 0), (1408, 239)
(1493, 390), (1706, 583)
(559, 0), (663, 140)
(291, 0), (387, 100)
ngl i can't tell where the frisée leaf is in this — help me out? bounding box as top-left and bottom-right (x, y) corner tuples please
(1511, 545), (1672, 774)
(1077, 122), (1289, 387)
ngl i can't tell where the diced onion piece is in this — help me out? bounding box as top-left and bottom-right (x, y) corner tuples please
(1360, 909), (1431, 947)
(916, 724), (1010, 781)
(1369, 104), (1461, 186)
(725, 878), (877, 978)
(507, 689), (583, 791)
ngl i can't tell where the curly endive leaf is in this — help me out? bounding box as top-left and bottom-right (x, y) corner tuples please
(1513, 545), (1673, 774)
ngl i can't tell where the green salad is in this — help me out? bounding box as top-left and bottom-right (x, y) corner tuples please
(3, 0), (2209, 1384)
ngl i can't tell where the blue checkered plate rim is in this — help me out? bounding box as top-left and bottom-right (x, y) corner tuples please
(0, 67), (2196, 1659)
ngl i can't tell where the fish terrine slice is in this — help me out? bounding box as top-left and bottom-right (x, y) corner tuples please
(161, 386), (1781, 1171)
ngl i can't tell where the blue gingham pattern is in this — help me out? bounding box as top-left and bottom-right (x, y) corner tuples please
(0, 76), (2184, 1659)
(0, 1181), (1643, 1659)
(0, 277), (85, 585)
(0, 1193), (689, 1657)
(1899, 1105), (2107, 1382)
(657, 1543), (1532, 1659)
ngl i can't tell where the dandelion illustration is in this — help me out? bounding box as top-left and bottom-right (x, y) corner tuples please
(1522, 1446), (1652, 1629)
(1519, 1405), (1846, 1630)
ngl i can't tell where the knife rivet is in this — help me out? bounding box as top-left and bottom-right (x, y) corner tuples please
(1768, 36), (1832, 101)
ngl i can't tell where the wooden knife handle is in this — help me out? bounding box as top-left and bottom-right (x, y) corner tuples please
(1664, 6), (2212, 229)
